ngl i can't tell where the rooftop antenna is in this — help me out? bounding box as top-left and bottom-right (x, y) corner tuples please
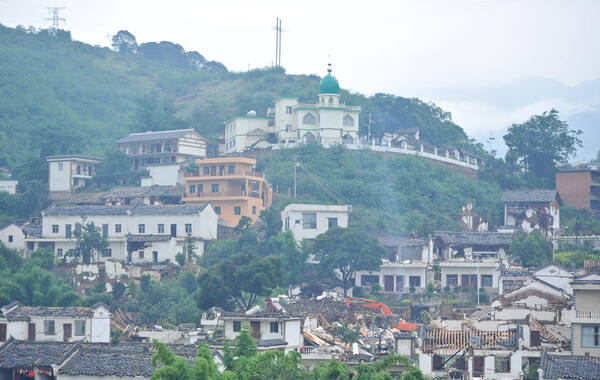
(46, 7), (66, 35)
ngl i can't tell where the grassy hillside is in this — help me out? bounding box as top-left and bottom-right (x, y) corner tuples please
(0, 24), (472, 171)
(260, 144), (503, 235)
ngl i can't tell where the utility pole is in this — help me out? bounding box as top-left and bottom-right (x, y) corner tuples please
(273, 18), (283, 67)
(293, 160), (298, 199)
(368, 113), (372, 144)
(46, 7), (66, 35)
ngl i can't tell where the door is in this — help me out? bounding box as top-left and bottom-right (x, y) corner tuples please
(0, 323), (6, 342)
(28, 323), (35, 341)
(461, 274), (477, 288)
(395, 276), (404, 292)
(250, 321), (260, 339)
(170, 224), (177, 237)
(153, 251), (158, 264)
(473, 356), (484, 377)
(384, 275), (394, 292)
(63, 323), (72, 342)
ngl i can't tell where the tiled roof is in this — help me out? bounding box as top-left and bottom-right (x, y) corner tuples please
(44, 203), (208, 216)
(115, 129), (198, 144)
(500, 189), (557, 203)
(257, 339), (288, 347)
(540, 352), (600, 380)
(434, 231), (513, 246)
(103, 185), (184, 199)
(2, 304), (99, 320)
(0, 339), (79, 368)
(59, 349), (156, 377)
(126, 234), (171, 243)
(376, 236), (427, 247)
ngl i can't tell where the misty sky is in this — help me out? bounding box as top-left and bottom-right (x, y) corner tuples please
(2, 0), (599, 154)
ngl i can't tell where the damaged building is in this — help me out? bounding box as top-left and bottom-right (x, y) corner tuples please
(500, 189), (560, 237)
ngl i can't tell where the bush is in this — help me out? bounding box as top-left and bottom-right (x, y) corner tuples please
(371, 283), (382, 292)
(400, 298), (413, 306)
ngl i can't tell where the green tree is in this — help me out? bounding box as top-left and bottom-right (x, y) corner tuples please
(503, 109), (582, 179)
(333, 322), (361, 347)
(259, 207), (283, 241)
(508, 230), (552, 268)
(264, 231), (307, 285)
(73, 219), (109, 264)
(314, 226), (385, 297)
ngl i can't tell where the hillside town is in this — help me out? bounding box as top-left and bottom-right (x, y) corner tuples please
(1, 3), (600, 379)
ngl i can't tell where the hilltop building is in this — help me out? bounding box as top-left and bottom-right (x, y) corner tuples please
(223, 65), (360, 153)
(47, 155), (101, 193)
(182, 157), (272, 226)
(115, 129), (207, 170)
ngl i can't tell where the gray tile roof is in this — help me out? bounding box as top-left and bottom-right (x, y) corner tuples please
(377, 236), (427, 247)
(500, 189), (557, 203)
(434, 231), (514, 246)
(258, 339), (288, 347)
(126, 234), (171, 243)
(540, 352), (600, 379)
(115, 129), (198, 144)
(0, 339), (79, 368)
(2, 304), (99, 320)
(103, 185), (184, 199)
(45, 154), (102, 162)
(44, 203), (208, 216)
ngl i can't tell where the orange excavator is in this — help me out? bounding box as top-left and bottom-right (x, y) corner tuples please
(345, 297), (419, 331)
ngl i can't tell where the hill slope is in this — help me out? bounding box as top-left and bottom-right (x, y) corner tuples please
(0, 25), (471, 170)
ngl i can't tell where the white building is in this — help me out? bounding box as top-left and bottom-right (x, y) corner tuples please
(281, 203), (351, 242)
(224, 65), (361, 153)
(116, 129), (206, 171)
(0, 224), (25, 252)
(0, 180), (18, 195)
(220, 312), (303, 352)
(26, 203), (218, 263)
(0, 302), (110, 343)
(47, 155), (101, 193)
(140, 163), (184, 187)
(500, 190), (560, 237)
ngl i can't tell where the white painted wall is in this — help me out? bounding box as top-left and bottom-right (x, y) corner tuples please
(48, 160), (71, 192)
(440, 262), (499, 290)
(0, 224), (26, 251)
(145, 164), (182, 186)
(281, 204), (351, 242)
(0, 180), (18, 194)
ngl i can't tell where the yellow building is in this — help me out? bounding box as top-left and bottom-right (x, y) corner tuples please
(182, 157), (272, 226)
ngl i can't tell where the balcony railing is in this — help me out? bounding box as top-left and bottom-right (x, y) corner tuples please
(184, 191), (261, 199)
(184, 170), (264, 179)
(576, 310), (600, 319)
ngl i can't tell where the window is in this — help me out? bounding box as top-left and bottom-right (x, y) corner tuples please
(286, 106), (293, 114)
(228, 165), (235, 174)
(74, 320), (86, 336)
(302, 113), (316, 125)
(57, 248), (63, 257)
(270, 322), (279, 333)
(210, 165), (217, 176)
(44, 320), (55, 335)
(302, 132), (315, 143)
(8, 235), (13, 243)
(102, 224), (108, 238)
(327, 218), (338, 228)
(234, 206), (241, 215)
(158, 224), (164, 234)
(139, 251), (144, 259)
(342, 134), (354, 144)
(214, 207), (221, 215)
(203, 166), (210, 175)
(329, 97), (334, 104)
(361, 275), (379, 286)
(58, 162), (64, 171)
(185, 224), (192, 233)
(233, 321), (242, 332)
(302, 213), (317, 229)
(409, 276), (421, 288)
(211, 184), (219, 193)
(252, 206), (257, 215)
(446, 275), (458, 287)
(75, 223), (81, 234)
(219, 165), (225, 175)
(197, 184), (203, 194)
(494, 356), (511, 373)
(582, 326), (600, 347)
(104, 248), (112, 258)
(343, 114), (354, 126)
(138, 224), (145, 233)
(285, 124), (292, 132)
(189, 184), (196, 193)
(52, 224), (59, 233)
(481, 274), (493, 287)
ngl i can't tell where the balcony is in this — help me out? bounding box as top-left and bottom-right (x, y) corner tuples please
(184, 190), (261, 200)
(575, 310), (600, 319)
(184, 170), (264, 180)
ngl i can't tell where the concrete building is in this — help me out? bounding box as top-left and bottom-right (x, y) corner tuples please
(182, 157), (272, 226)
(25, 203), (217, 263)
(500, 189), (560, 237)
(116, 129), (206, 170)
(0, 302), (110, 343)
(281, 204), (351, 242)
(224, 65), (360, 153)
(47, 155), (101, 193)
(220, 312), (303, 352)
(0, 180), (18, 195)
(570, 273), (600, 356)
(0, 224), (26, 252)
(556, 167), (600, 217)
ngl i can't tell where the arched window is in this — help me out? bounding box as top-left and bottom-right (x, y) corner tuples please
(303, 132), (315, 143)
(303, 113), (316, 125)
(343, 114), (354, 127)
(342, 134), (354, 144)
(329, 97), (334, 104)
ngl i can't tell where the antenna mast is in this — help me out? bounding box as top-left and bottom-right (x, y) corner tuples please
(274, 18), (283, 67)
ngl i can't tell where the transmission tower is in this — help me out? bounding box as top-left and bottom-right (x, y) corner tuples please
(46, 7), (66, 35)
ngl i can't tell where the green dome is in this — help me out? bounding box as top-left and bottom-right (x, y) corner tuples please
(319, 73), (340, 94)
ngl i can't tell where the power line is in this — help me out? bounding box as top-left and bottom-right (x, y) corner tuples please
(46, 7), (65, 35)
(296, 162), (342, 203)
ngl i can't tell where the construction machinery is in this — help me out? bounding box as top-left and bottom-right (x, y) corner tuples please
(345, 297), (419, 331)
